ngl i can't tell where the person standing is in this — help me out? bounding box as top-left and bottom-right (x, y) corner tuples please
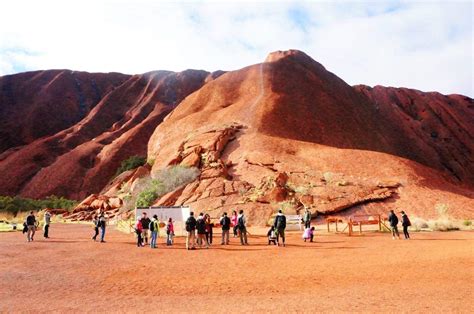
(43, 211), (51, 239)
(220, 212), (231, 245)
(149, 214), (159, 249)
(274, 209), (287, 247)
(98, 213), (107, 243)
(231, 210), (238, 237)
(135, 218), (144, 247)
(388, 210), (400, 240)
(303, 207), (312, 229)
(237, 210), (248, 245)
(140, 212), (151, 245)
(166, 218), (174, 246)
(196, 213), (209, 249)
(92, 215), (99, 241)
(26, 211), (36, 242)
(185, 212), (197, 250)
(204, 214), (213, 245)
(401, 211), (411, 239)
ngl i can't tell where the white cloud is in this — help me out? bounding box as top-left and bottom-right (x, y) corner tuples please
(0, 0), (472, 96)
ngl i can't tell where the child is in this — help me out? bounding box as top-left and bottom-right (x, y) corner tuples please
(166, 218), (174, 246)
(303, 227), (315, 242)
(267, 226), (277, 245)
(135, 219), (143, 247)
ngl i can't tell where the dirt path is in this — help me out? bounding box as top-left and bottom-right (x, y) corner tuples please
(1, 224), (473, 313)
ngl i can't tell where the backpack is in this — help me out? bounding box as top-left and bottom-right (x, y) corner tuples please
(185, 217), (193, 232)
(196, 218), (206, 234)
(237, 216), (245, 230)
(221, 217), (230, 228)
(149, 220), (156, 232)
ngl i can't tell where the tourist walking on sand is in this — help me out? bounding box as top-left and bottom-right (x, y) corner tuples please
(43, 210), (51, 239)
(237, 210), (248, 245)
(220, 212), (231, 245)
(185, 212), (197, 250)
(388, 210), (400, 239)
(25, 211), (36, 242)
(303, 207), (312, 229)
(231, 210), (238, 237)
(204, 213), (213, 245)
(401, 211), (411, 239)
(274, 209), (287, 247)
(135, 218), (144, 247)
(166, 218), (174, 246)
(150, 214), (159, 249)
(196, 213), (209, 248)
(98, 213), (107, 243)
(92, 215), (100, 241)
(140, 212), (151, 245)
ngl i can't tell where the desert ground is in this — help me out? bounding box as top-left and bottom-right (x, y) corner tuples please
(1, 224), (473, 313)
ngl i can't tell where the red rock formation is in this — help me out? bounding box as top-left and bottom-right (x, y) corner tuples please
(0, 70), (209, 199)
(1, 50), (473, 223)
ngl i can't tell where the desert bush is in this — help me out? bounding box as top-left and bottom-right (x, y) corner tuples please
(0, 195), (77, 217)
(411, 217), (429, 231)
(152, 165), (200, 193)
(323, 172), (333, 183)
(134, 166), (200, 208)
(115, 156), (146, 176)
(435, 203), (449, 217)
(427, 218), (460, 232)
(462, 219), (472, 227)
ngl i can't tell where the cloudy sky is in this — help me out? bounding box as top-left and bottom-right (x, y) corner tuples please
(0, 0), (472, 96)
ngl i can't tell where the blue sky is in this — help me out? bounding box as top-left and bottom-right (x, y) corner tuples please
(0, 0), (472, 96)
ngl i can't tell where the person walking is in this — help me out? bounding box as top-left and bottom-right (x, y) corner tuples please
(220, 212), (231, 245)
(388, 210), (400, 239)
(231, 210), (238, 237)
(149, 214), (159, 249)
(274, 209), (287, 247)
(303, 207), (312, 229)
(401, 211), (411, 239)
(43, 211), (51, 239)
(237, 210), (248, 245)
(92, 215), (100, 241)
(204, 214), (213, 245)
(135, 218), (144, 247)
(166, 218), (174, 246)
(267, 226), (277, 245)
(185, 212), (197, 250)
(140, 212), (151, 245)
(26, 211), (36, 242)
(98, 213), (107, 243)
(196, 213), (209, 249)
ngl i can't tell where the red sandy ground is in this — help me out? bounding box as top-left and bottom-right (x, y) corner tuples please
(1, 224), (473, 313)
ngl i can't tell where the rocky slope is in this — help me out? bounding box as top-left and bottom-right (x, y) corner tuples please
(0, 69), (210, 200)
(1, 50), (472, 222)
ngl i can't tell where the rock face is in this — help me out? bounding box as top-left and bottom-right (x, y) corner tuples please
(0, 70), (209, 200)
(145, 50), (473, 222)
(1, 49), (473, 223)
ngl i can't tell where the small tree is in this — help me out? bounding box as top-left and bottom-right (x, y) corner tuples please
(116, 156), (146, 176)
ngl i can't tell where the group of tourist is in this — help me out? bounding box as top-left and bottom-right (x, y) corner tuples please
(22, 207), (412, 245)
(22, 210), (51, 242)
(134, 212), (175, 248)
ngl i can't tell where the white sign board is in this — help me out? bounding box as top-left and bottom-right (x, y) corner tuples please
(135, 206), (191, 236)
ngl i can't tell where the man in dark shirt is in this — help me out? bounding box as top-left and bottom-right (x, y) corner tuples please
(140, 212), (151, 245)
(185, 212), (197, 250)
(274, 210), (287, 247)
(26, 211), (36, 242)
(388, 210), (400, 239)
(220, 212), (231, 245)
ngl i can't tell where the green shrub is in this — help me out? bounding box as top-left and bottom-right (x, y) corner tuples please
(0, 195), (77, 217)
(463, 219), (472, 226)
(116, 156), (146, 176)
(134, 166), (200, 208)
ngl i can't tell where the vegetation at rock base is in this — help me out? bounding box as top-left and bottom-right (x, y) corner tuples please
(134, 166), (200, 208)
(0, 195), (77, 216)
(115, 156), (146, 176)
